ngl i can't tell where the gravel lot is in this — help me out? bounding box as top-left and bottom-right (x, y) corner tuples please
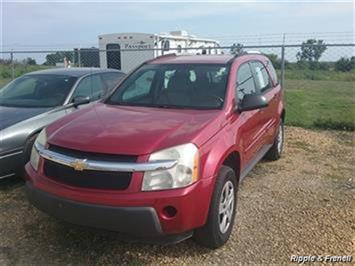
(0, 126), (354, 265)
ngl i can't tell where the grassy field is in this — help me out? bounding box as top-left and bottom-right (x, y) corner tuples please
(1, 64), (354, 131)
(0, 64), (49, 87)
(284, 79), (354, 131)
(282, 69), (355, 82)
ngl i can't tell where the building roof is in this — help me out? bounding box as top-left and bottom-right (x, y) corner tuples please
(25, 68), (122, 77)
(149, 54), (235, 65)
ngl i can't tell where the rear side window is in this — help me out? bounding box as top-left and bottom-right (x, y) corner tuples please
(266, 60), (278, 85)
(236, 63), (257, 102)
(250, 61), (271, 93)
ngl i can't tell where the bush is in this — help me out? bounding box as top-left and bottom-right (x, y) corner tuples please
(265, 53), (282, 69)
(335, 57), (353, 72)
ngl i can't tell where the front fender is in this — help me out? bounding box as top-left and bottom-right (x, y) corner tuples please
(199, 126), (241, 180)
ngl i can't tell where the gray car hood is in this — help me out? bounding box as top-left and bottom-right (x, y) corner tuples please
(0, 106), (52, 131)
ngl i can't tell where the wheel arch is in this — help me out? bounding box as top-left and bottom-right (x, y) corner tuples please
(220, 151), (241, 183)
(281, 109), (286, 122)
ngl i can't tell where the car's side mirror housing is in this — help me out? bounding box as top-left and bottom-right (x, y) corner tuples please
(72, 96), (90, 107)
(237, 94), (268, 112)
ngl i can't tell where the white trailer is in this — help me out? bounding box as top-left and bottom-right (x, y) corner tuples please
(98, 30), (220, 73)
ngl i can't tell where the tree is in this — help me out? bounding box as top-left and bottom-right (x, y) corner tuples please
(264, 53), (282, 69)
(44, 51), (73, 66)
(296, 39), (327, 63)
(335, 57), (353, 72)
(230, 43), (243, 55)
(23, 57), (36, 65)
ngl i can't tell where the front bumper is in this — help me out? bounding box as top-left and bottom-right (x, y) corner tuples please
(25, 182), (163, 237)
(25, 163), (216, 236)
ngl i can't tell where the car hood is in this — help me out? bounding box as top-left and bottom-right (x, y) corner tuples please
(47, 103), (224, 155)
(0, 106), (52, 131)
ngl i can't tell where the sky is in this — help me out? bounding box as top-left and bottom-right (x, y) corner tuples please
(1, 0), (354, 51)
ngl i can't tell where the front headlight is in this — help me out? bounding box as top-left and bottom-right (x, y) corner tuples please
(30, 128), (47, 171)
(142, 143), (199, 191)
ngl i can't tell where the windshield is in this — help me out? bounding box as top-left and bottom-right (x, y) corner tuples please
(107, 64), (229, 109)
(0, 74), (77, 108)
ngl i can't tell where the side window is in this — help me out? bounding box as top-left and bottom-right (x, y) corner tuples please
(100, 72), (124, 91)
(236, 63), (256, 102)
(163, 40), (170, 51)
(251, 61), (271, 93)
(72, 74), (106, 101)
(122, 70), (155, 100)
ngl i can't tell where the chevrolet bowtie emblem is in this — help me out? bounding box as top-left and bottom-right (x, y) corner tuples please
(70, 159), (88, 171)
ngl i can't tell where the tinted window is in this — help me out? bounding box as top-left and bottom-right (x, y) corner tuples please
(0, 74), (77, 107)
(251, 61), (271, 92)
(72, 74), (106, 101)
(267, 60), (278, 85)
(122, 70), (155, 100)
(108, 64), (228, 109)
(236, 63), (256, 102)
(101, 72), (125, 91)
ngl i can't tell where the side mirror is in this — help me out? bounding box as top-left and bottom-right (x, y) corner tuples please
(72, 96), (90, 107)
(237, 94), (268, 112)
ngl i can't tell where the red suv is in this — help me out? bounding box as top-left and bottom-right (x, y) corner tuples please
(25, 53), (285, 248)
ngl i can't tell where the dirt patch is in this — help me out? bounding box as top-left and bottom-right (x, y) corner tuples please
(0, 127), (354, 265)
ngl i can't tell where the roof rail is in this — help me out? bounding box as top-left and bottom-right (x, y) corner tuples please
(228, 50), (263, 64)
(146, 53), (177, 64)
(245, 50), (262, 54)
(154, 53), (177, 59)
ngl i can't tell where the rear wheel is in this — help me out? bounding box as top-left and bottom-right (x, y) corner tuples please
(193, 166), (238, 249)
(265, 120), (284, 161)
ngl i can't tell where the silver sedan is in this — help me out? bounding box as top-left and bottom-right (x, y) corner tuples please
(0, 67), (125, 179)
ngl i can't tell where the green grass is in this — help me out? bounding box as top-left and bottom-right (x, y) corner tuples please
(284, 79), (355, 131)
(0, 78), (11, 88)
(0, 64), (50, 87)
(281, 69), (355, 82)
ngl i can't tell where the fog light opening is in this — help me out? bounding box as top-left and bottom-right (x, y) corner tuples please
(162, 206), (177, 219)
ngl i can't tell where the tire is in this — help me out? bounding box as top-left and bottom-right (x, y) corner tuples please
(24, 134), (38, 163)
(18, 134), (38, 178)
(265, 120), (284, 161)
(193, 166), (238, 249)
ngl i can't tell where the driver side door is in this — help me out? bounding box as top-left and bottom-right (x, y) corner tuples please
(235, 62), (265, 169)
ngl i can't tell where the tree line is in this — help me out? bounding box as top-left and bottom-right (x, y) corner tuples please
(230, 39), (355, 72)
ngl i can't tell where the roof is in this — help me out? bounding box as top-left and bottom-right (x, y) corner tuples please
(25, 68), (123, 77)
(149, 55), (235, 65)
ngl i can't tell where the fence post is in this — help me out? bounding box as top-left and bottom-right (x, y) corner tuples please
(10, 51), (15, 80)
(72, 50), (75, 67)
(280, 45), (285, 88)
(280, 33), (286, 88)
(78, 48), (81, 67)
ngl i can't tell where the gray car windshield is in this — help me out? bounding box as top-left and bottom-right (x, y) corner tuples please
(107, 64), (229, 109)
(0, 74), (77, 108)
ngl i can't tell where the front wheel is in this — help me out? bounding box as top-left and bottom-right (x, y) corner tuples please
(193, 166), (238, 249)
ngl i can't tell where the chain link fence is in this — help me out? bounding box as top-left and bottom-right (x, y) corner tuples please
(1, 43), (354, 130)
